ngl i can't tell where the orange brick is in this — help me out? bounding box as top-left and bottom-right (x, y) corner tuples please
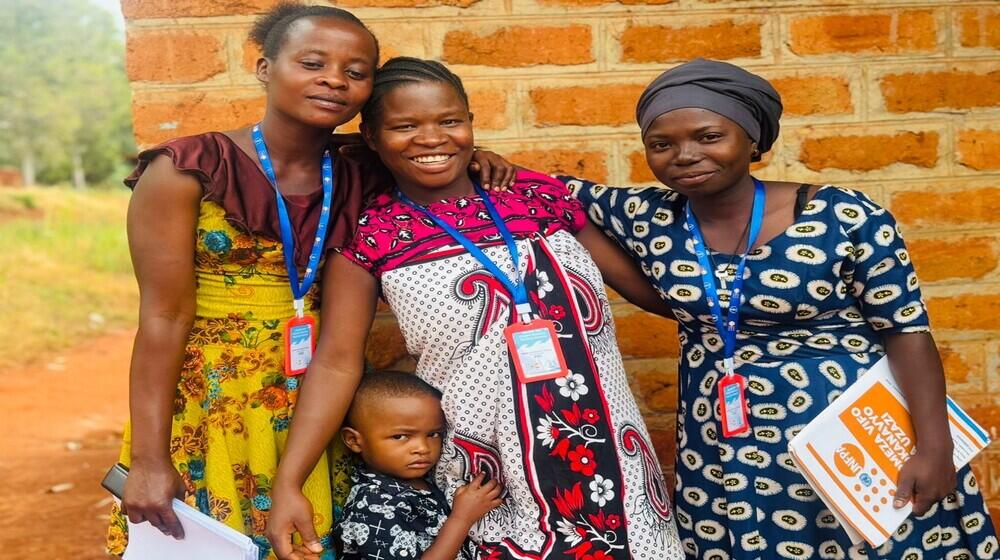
(508, 150), (608, 183)
(126, 30), (226, 83)
(881, 71), (1000, 113)
(443, 25), (593, 68)
(530, 85), (644, 127)
(132, 91), (266, 146)
(339, 115), (362, 134)
(468, 89), (507, 131)
(891, 187), (1000, 227)
(338, 0), (476, 6)
(365, 317), (408, 369)
(965, 404), (1000, 438)
(122, 0), (272, 18)
(799, 131), (938, 172)
(630, 363), (679, 414)
(629, 150), (656, 183)
(958, 8), (1000, 49)
(614, 311), (680, 359)
(788, 11), (936, 55)
(621, 19), (761, 62)
(541, 0), (671, 5)
(908, 237), (997, 282)
(242, 37), (261, 74)
(926, 293), (1000, 330)
(770, 75), (853, 116)
(937, 342), (986, 391)
(957, 129), (1000, 171)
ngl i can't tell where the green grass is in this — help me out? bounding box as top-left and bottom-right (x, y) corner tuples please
(0, 186), (137, 370)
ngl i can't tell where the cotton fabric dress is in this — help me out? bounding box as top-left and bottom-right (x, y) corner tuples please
(337, 464), (457, 559)
(562, 177), (998, 560)
(107, 132), (379, 559)
(341, 170), (684, 559)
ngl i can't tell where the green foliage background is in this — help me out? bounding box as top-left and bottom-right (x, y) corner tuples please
(0, 187), (136, 369)
(0, 0), (135, 186)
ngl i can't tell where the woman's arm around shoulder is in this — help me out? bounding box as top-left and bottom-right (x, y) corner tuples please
(267, 254), (379, 560)
(123, 154), (202, 539)
(575, 221), (672, 317)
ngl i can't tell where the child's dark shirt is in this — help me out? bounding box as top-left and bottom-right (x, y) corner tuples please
(337, 464), (453, 559)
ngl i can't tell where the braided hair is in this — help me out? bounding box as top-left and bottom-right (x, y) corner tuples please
(249, 2), (379, 61)
(361, 56), (470, 126)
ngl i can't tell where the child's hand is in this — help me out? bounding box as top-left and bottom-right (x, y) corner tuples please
(451, 473), (504, 525)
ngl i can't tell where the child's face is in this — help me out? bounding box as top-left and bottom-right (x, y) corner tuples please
(342, 394), (446, 481)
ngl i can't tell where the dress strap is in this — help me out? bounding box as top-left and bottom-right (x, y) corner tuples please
(794, 183), (812, 219)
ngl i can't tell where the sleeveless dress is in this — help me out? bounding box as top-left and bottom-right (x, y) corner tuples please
(340, 170), (684, 559)
(562, 177), (998, 560)
(106, 132), (380, 559)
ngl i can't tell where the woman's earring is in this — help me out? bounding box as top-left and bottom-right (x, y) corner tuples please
(751, 146), (760, 158)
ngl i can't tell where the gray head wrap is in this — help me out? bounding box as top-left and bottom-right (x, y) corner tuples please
(635, 58), (783, 160)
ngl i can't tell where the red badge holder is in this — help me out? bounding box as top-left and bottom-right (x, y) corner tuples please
(504, 304), (569, 384)
(284, 300), (316, 376)
(718, 368), (750, 438)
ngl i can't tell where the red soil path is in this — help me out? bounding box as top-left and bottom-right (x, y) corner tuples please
(0, 330), (133, 559)
(1, 330), (996, 556)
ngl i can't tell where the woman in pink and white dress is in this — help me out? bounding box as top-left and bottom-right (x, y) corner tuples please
(267, 57), (683, 560)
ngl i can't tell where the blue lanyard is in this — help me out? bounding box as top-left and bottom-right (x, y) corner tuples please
(251, 123), (334, 317)
(397, 184), (533, 321)
(685, 178), (766, 377)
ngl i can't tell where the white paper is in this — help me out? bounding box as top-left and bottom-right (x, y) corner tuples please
(788, 356), (991, 548)
(123, 498), (258, 560)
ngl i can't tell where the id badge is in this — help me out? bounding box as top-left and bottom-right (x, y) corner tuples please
(718, 373), (750, 438)
(504, 319), (569, 383)
(284, 315), (316, 376)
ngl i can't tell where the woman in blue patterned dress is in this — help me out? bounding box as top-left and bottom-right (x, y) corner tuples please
(561, 58), (997, 559)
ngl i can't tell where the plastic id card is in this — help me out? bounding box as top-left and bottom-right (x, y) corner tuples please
(504, 319), (569, 383)
(718, 373), (750, 437)
(284, 315), (316, 376)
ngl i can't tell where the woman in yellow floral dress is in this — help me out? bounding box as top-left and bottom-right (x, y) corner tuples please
(107, 5), (513, 559)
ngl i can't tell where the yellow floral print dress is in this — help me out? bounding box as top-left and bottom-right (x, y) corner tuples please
(108, 133), (367, 560)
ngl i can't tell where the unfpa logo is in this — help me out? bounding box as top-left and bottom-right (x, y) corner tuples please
(834, 443), (865, 478)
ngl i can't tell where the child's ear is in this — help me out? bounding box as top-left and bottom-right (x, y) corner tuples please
(341, 427), (364, 454)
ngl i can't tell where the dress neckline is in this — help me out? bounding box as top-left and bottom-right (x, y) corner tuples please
(214, 131), (324, 201)
(704, 185), (832, 257)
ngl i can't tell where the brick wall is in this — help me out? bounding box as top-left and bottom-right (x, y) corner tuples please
(122, 0), (1000, 524)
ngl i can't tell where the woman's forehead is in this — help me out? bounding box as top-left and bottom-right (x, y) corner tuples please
(280, 17), (375, 59)
(648, 108), (739, 132)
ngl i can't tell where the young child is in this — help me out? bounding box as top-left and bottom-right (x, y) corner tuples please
(336, 371), (503, 559)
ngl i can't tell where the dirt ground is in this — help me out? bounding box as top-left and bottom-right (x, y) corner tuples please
(0, 330), (132, 559)
(2, 331), (997, 558)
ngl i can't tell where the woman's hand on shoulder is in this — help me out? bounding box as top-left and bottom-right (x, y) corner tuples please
(122, 458), (186, 539)
(469, 149), (517, 192)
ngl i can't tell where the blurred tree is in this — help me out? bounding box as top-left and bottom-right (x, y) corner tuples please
(0, 0), (134, 187)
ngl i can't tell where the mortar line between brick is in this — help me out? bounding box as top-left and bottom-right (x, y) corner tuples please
(942, 4), (954, 57)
